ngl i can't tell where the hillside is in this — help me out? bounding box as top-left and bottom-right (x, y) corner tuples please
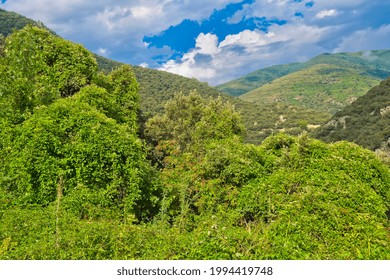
(240, 63), (380, 114)
(218, 50), (390, 98)
(216, 62), (305, 97)
(95, 47), (330, 144)
(313, 77), (390, 151)
(0, 15), (389, 261)
(0, 8), (48, 36)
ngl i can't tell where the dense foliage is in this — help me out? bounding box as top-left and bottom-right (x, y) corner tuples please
(0, 25), (389, 260)
(0, 26), (97, 124)
(0, 27), (158, 225)
(95, 54), (329, 145)
(145, 91), (245, 153)
(313, 77), (390, 151)
(0, 8), (47, 37)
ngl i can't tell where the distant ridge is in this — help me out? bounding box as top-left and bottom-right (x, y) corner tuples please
(0, 8), (50, 36)
(0, 9), (329, 144)
(217, 50), (390, 98)
(240, 63), (381, 114)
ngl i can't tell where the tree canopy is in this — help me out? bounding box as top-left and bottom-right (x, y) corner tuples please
(0, 26), (97, 123)
(0, 26), (389, 260)
(0, 26), (158, 223)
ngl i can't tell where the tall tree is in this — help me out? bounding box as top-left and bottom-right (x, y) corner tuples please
(145, 90), (246, 155)
(0, 25), (97, 123)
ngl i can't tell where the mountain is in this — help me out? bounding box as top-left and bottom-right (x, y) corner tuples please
(216, 62), (306, 97)
(240, 63), (381, 114)
(313, 77), (390, 151)
(217, 50), (390, 98)
(0, 9), (330, 144)
(0, 8), (48, 36)
(95, 55), (330, 143)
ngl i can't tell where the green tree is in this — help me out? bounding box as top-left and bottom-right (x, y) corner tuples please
(145, 91), (246, 157)
(0, 25), (97, 123)
(0, 34), (5, 57)
(2, 96), (158, 221)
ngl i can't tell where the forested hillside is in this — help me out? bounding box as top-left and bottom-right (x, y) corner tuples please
(95, 50), (330, 144)
(313, 77), (390, 151)
(0, 8), (48, 36)
(240, 63), (380, 114)
(216, 62), (306, 97)
(0, 25), (389, 260)
(218, 50), (390, 98)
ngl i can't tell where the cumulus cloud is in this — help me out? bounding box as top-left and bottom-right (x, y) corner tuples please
(2, 0), (390, 84)
(160, 22), (332, 85)
(196, 33), (220, 55)
(315, 9), (338, 19)
(159, 33), (219, 81)
(334, 24), (390, 52)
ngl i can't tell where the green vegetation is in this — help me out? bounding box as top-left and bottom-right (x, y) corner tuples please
(240, 63), (380, 114)
(0, 23), (389, 260)
(216, 62), (305, 97)
(0, 26), (159, 225)
(0, 26), (97, 124)
(313, 77), (390, 151)
(0, 9), (329, 145)
(0, 8), (49, 37)
(218, 50), (390, 98)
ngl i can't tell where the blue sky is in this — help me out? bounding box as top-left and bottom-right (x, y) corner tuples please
(2, 0), (390, 85)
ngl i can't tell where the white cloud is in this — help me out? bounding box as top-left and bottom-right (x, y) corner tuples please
(160, 23), (331, 85)
(196, 33), (220, 55)
(220, 30), (279, 48)
(159, 33), (219, 80)
(315, 9), (338, 19)
(97, 48), (109, 56)
(334, 24), (390, 52)
(3, 0), (389, 85)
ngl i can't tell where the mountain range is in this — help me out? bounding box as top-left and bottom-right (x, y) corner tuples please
(217, 50), (390, 114)
(1, 8), (389, 147)
(0, 8), (389, 261)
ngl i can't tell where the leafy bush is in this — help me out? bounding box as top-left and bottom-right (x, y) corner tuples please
(2, 97), (158, 221)
(0, 25), (97, 123)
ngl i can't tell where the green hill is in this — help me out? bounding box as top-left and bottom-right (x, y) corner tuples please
(95, 48), (330, 144)
(240, 63), (380, 114)
(1, 14), (389, 261)
(216, 62), (305, 97)
(0, 8), (49, 36)
(217, 50), (390, 98)
(0, 9), (331, 144)
(313, 77), (390, 151)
